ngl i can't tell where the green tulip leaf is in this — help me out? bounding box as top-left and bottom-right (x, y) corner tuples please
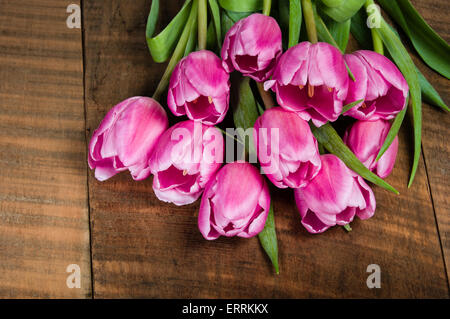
(378, 0), (450, 79)
(146, 0), (193, 63)
(326, 18), (351, 52)
(374, 18), (422, 188)
(208, 0), (222, 48)
(258, 202), (279, 274)
(218, 0), (263, 12)
(311, 123), (399, 194)
(321, 0), (365, 22)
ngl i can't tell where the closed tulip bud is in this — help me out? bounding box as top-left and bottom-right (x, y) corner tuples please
(344, 119), (398, 179)
(265, 42), (349, 127)
(150, 120), (223, 206)
(167, 50), (230, 126)
(88, 96), (168, 181)
(198, 162), (270, 240)
(343, 50), (409, 121)
(221, 13), (282, 82)
(294, 154), (376, 234)
(254, 107), (321, 188)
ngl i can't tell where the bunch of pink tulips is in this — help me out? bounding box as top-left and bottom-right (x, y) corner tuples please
(88, 0), (448, 272)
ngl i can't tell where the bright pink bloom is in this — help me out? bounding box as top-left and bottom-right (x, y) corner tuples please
(198, 162), (270, 240)
(221, 13), (282, 82)
(294, 154), (376, 234)
(88, 96), (168, 181)
(344, 50), (408, 120)
(150, 120), (223, 206)
(265, 42), (348, 127)
(344, 119), (398, 179)
(254, 107), (321, 188)
(167, 50), (230, 125)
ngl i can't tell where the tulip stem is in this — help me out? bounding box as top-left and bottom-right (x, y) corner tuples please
(262, 0), (272, 16)
(301, 0), (318, 43)
(257, 82), (275, 109)
(198, 0), (207, 50)
(365, 0), (384, 55)
(152, 0), (198, 101)
(343, 224), (352, 232)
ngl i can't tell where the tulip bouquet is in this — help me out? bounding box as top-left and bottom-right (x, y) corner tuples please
(88, 0), (449, 273)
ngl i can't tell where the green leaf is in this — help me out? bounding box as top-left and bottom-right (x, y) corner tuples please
(378, 0), (450, 79)
(341, 99), (364, 114)
(376, 96), (409, 161)
(205, 21), (216, 52)
(221, 10), (235, 39)
(326, 18), (351, 52)
(311, 123), (399, 194)
(321, 0), (344, 7)
(208, 0), (222, 48)
(288, 0), (302, 48)
(374, 18), (422, 188)
(146, 0), (193, 63)
(351, 8), (448, 112)
(225, 10), (253, 22)
(218, 0), (263, 12)
(418, 71), (449, 112)
(232, 77), (259, 155)
(258, 202), (279, 274)
(320, 0), (365, 22)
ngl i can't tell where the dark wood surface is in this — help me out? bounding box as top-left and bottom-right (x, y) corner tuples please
(0, 0), (448, 298)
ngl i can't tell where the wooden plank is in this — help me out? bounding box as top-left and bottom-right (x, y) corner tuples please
(84, 0), (449, 297)
(0, 0), (91, 298)
(410, 0), (450, 286)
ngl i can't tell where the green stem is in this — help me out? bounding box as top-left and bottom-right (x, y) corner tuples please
(153, 0), (198, 100)
(365, 0), (384, 54)
(263, 0), (272, 16)
(257, 82), (275, 109)
(198, 0), (207, 50)
(343, 224), (352, 232)
(301, 0), (318, 43)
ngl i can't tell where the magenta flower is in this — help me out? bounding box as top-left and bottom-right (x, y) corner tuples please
(198, 162), (270, 240)
(265, 42), (348, 127)
(254, 107), (321, 188)
(167, 50), (230, 126)
(344, 50), (409, 120)
(344, 119), (398, 179)
(150, 120), (223, 206)
(294, 154), (376, 234)
(88, 96), (168, 181)
(221, 13), (282, 82)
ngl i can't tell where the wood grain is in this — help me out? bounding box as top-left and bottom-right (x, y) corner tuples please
(410, 0), (450, 286)
(83, 0), (449, 298)
(0, 0), (91, 298)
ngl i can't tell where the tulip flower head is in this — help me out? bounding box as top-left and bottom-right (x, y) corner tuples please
(265, 41), (349, 127)
(344, 119), (398, 179)
(150, 120), (224, 206)
(221, 13), (282, 82)
(88, 96), (168, 181)
(198, 162), (270, 240)
(295, 154), (376, 234)
(344, 50), (409, 120)
(167, 50), (230, 126)
(254, 107), (321, 188)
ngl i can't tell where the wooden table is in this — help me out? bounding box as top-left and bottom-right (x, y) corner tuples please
(0, 0), (448, 298)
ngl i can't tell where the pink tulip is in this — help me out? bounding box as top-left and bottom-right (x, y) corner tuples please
(265, 42), (348, 127)
(254, 107), (321, 188)
(198, 162), (270, 240)
(294, 154), (376, 234)
(150, 120), (223, 206)
(221, 13), (282, 82)
(88, 96), (168, 181)
(344, 119), (398, 179)
(167, 50), (230, 126)
(344, 50), (408, 120)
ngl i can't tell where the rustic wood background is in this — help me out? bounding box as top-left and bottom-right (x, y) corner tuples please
(0, 0), (448, 298)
